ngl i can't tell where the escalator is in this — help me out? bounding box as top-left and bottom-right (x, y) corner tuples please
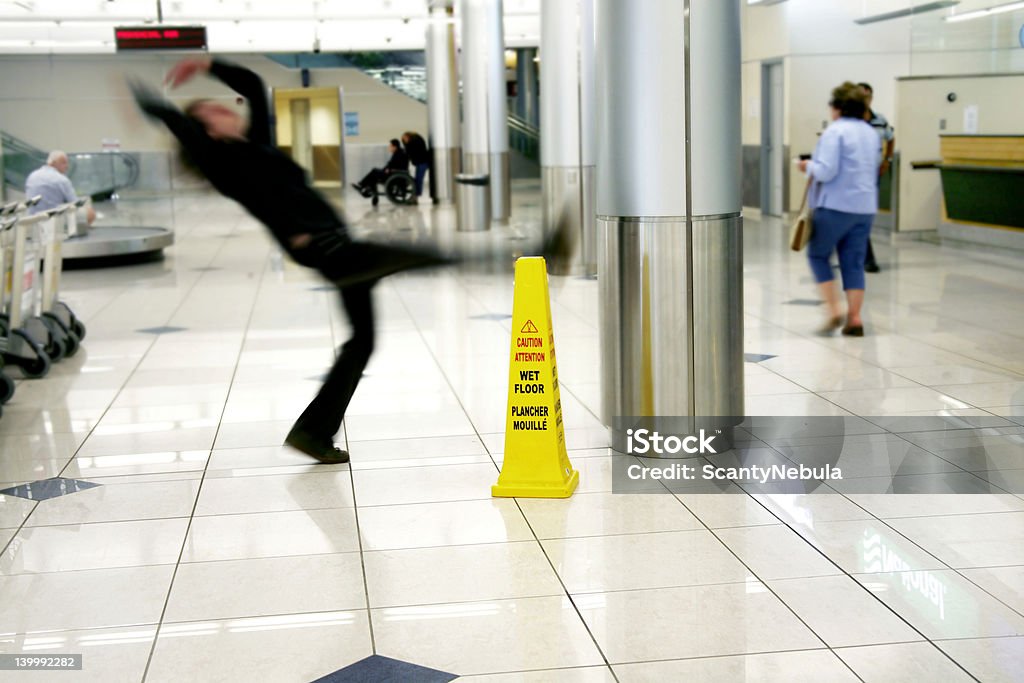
(1, 130), (140, 201)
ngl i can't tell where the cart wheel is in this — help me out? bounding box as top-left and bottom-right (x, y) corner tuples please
(43, 314), (78, 358)
(0, 373), (14, 404)
(371, 195), (380, 207)
(71, 318), (86, 341)
(11, 330), (51, 379)
(0, 372), (14, 403)
(41, 324), (66, 363)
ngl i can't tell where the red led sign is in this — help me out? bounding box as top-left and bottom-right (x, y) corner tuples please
(115, 26), (207, 51)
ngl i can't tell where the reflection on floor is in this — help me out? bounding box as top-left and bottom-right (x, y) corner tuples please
(0, 184), (1022, 681)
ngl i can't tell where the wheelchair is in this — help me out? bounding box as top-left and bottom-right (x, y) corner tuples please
(356, 171), (416, 207)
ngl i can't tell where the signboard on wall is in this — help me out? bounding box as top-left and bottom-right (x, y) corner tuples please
(343, 112), (359, 137)
(115, 26), (207, 51)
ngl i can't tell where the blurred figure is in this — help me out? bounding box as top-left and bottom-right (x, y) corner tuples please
(25, 151), (96, 224)
(402, 131), (430, 202)
(798, 82), (879, 337)
(132, 59), (448, 464)
(858, 82), (894, 273)
(352, 138), (409, 197)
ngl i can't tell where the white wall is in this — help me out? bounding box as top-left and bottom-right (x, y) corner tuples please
(741, 0), (1024, 216)
(0, 54), (426, 153)
(897, 74), (1024, 233)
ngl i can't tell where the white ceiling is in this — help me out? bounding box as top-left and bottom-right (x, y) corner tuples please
(0, 0), (541, 53)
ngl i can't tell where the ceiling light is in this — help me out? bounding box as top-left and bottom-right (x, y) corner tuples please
(855, 1), (959, 25)
(945, 0), (1024, 22)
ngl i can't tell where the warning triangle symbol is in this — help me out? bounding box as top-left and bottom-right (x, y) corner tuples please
(520, 320), (539, 334)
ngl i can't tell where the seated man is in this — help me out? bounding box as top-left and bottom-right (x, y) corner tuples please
(352, 139), (408, 196)
(25, 150), (96, 225)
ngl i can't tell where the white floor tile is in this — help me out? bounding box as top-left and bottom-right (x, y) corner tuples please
(165, 553), (366, 622)
(364, 541), (563, 607)
(358, 499), (534, 551)
(1, 518), (188, 574)
(793, 519), (947, 574)
(146, 611), (372, 683)
(769, 575), (923, 647)
(0, 565), (173, 632)
(517, 492), (702, 539)
(195, 470), (355, 516)
(854, 569), (1024, 639)
(714, 525), (843, 580)
(614, 650), (859, 683)
(545, 530), (752, 593)
(24, 479), (200, 526)
(576, 583), (823, 663)
(181, 509), (360, 563)
(936, 636), (1024, 683)
(372, 595), (604, 676)
(959, 565), (1024, 614)
(0, 625), (157, 683)
(458, 667), (615, 682)
(835, 642), (976, 683)
(353, 463), (498, 506)
(887, 511), (1024, 568)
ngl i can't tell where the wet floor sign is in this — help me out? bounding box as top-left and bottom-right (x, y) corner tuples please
(492, 257), (579, 499)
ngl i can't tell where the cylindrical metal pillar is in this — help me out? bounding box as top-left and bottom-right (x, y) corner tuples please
(459, 0), (510, 223)
(515, 48), (539, 126)
(597, 0), (743, 445)
(540, 0), (596, 275)
(426, 0), (461, 204)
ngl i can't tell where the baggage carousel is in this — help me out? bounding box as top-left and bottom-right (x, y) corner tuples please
(63, 225), (174, 264)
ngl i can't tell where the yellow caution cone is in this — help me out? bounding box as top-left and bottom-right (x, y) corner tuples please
(492, 257), (579, 498)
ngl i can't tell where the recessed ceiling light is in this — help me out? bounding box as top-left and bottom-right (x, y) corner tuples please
(855, 1), (959, 25)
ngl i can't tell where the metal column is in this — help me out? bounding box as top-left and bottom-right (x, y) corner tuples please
(515, 48), (539, 127)
(289, 98), (313, 174)
(459, 0), (510, 223)
(540, 0), (596, 275)
(426, 0), (461, 204)
(597, 0), (743, 446)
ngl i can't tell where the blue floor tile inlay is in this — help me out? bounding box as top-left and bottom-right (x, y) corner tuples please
(470, 313), (513, 321)
(783, 299), (824, 306)
(0, 478), (101, 501)
(744, 353), (777, 363)
(311, 655), (457, 683)
(136, 326), (188, 335)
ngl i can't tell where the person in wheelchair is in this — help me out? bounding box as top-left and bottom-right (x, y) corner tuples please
(352, 139), (408, 197)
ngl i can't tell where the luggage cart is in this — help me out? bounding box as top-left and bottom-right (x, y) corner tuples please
(39, 199), (87, 353)
(0, 199), (54, 379)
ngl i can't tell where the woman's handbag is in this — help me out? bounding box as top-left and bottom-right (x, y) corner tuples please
(790, 177), (814, 252)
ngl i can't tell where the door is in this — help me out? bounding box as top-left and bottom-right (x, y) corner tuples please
(272, 87), (345, 187)
(761, 62), (784, 216)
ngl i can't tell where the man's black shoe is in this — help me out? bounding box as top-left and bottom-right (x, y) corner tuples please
(865, 262), (881, 273)
(285, 429), (350, 464)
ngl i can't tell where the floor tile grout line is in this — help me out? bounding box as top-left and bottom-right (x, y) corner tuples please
(718, 488), (989, 682)
(140, 227), (271, 683)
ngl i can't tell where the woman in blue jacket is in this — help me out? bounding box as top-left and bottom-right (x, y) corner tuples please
(798, 81), (880, 337)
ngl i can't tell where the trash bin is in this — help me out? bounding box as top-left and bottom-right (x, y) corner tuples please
(455, 173), (491, 232)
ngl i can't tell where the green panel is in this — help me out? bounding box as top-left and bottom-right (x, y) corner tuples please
(940, 167), (1024, 229)
(878, 163), (893, 211)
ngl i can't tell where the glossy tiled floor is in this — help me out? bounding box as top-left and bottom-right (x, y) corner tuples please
(1, 184), (1023, 681)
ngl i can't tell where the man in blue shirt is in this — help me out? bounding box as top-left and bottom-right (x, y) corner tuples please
(858, 83), (893, 273)
(24, 151), (95, 224)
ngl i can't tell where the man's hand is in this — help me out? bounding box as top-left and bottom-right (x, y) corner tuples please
(164, 58), (213, 89)
(797, 159), (810, 174)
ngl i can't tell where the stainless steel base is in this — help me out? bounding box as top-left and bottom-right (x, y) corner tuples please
(431, 146), (461, 204)
(598, 213), (744, 455)
(63, 226), (174, 260)
(463, 151), (510, 224)
(542, 165), (596, 275)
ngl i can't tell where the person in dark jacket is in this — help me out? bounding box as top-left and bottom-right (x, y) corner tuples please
(131, 58), (450, 464)
(402, 131), (430, 201)
(353, 139), (409, 196)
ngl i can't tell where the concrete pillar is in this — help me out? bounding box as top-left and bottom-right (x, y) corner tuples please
(597, 0), (743, 445)
(540, 0), (596, 274)
(459, 0), (510, 224)
(426, 0), (461, 204)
